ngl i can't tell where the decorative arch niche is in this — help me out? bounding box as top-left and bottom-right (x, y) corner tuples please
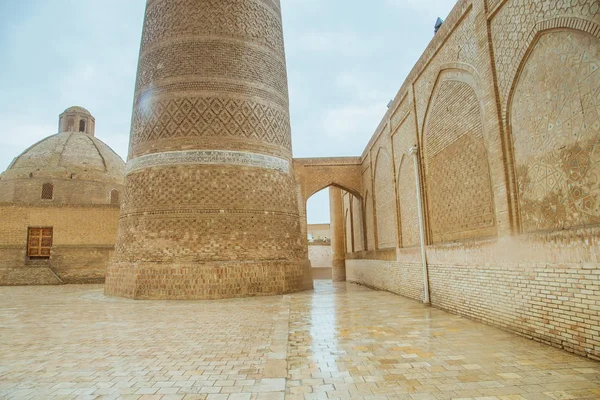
(422, 68), (497, 243)
(364, 191), (375, 251)
(509, 29), (600, 232)
(396, 155), (419, 248)
(374, 148), (397, 249)
(110, 189), (120, 206)
(344, 209), (352, 253)
(352, 195), (365, 252)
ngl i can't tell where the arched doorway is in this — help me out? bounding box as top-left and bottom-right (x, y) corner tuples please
(304, 184), (364, 282)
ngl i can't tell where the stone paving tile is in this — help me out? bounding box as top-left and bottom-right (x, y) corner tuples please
(0, 281), (599, 399)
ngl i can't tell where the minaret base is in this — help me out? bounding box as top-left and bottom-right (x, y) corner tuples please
(105, 260), (313, 300)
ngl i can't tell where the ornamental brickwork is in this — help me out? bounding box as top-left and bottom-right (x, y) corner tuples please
(105, 0), (312, 299)
(339, 0), (600, 360)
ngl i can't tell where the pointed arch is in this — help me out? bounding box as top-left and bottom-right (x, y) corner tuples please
(396, 154), (419, 248)
(422, 66), (497, 243)
(110, 189), (120, 206)
(344, 209), (352, 253)
(364, 190), (375, 251)
(352, 195), (365, 252)
(508, 27), (600, 232)
(373, 147), (397, 249)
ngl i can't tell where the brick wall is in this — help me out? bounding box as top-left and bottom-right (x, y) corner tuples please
(374, 149), (397, 249)
(351, 196), (365, 252)
(343, 0), (600, 360)
(105, 0), (315, 299)
(348, 228), (600, 359)
(0, 203), (120, 285)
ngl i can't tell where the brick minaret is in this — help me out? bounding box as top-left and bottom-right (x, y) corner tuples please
(105, 0), (313, 299)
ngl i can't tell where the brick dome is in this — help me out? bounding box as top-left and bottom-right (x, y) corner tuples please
(63, 106), (92, 115)
(0, 110), (125, 205)
(2, 132), (125, 183)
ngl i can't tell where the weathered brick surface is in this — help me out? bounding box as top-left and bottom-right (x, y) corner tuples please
(349, 229), (600, 359)
(512, 29), (600, 232)
(0, 108), (125, 206)
(341, 0), (600, 360)
(0, 203), (120, 285)
(351, 196), (365, 252)
(374, 148), (397, 249)
(105, 260), (312, 300)
(425, 78), (497, 243)
(105, 0), (312, 299)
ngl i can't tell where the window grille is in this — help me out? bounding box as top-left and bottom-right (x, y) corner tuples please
(41, 183), (54, 200)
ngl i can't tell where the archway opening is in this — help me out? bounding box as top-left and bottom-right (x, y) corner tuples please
(305, 184), (365, 281)
(306, 188), (332, 280)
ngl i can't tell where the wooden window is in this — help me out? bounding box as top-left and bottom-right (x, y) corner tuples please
(79, 120), (86, 132)
(28, 227), (53, 258)
(110, 189), (120, 205)
(41, 183), (54, 200)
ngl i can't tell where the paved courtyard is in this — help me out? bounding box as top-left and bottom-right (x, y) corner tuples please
(1, 280), (599, 400)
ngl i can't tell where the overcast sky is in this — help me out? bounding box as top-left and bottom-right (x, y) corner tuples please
(0, 0), (456, 224)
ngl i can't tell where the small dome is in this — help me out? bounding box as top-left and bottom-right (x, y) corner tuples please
(59, 105), (96, 136)
(63, 106), (92, 115)
(0, 131), (125, 205)
(4, 132), (125, 182)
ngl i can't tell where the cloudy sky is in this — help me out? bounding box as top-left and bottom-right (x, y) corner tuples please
(0, 0), (456, 224)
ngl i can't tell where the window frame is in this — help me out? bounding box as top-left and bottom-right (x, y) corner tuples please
(27, 227), (53, 259)
(110, 189), (120, 205)
(41, 182), (54, 200)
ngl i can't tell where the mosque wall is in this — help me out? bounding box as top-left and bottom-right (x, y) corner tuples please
(345, 0), (600, 360)
(0, 203), (120, 285)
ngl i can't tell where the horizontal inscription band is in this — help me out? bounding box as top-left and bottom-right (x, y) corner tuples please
(126, 150), (290, 175)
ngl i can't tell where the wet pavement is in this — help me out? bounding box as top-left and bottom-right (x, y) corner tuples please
(1, 280), (599, 399)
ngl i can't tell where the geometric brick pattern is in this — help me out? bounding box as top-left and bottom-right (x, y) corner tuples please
(130, 96), (291, 150)
(121, 165), (299, 215)
(491, 0), (600, 109)
(512, 30), (600, 232)
(414, 8), (479, 131)
(106, 0), (311, 299)
(141, 0), (284, 54)
(425, 80), (497, 243)
(135, 41), (288, 95)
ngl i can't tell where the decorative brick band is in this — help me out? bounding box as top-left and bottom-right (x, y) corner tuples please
(126, 150), (290, 175)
